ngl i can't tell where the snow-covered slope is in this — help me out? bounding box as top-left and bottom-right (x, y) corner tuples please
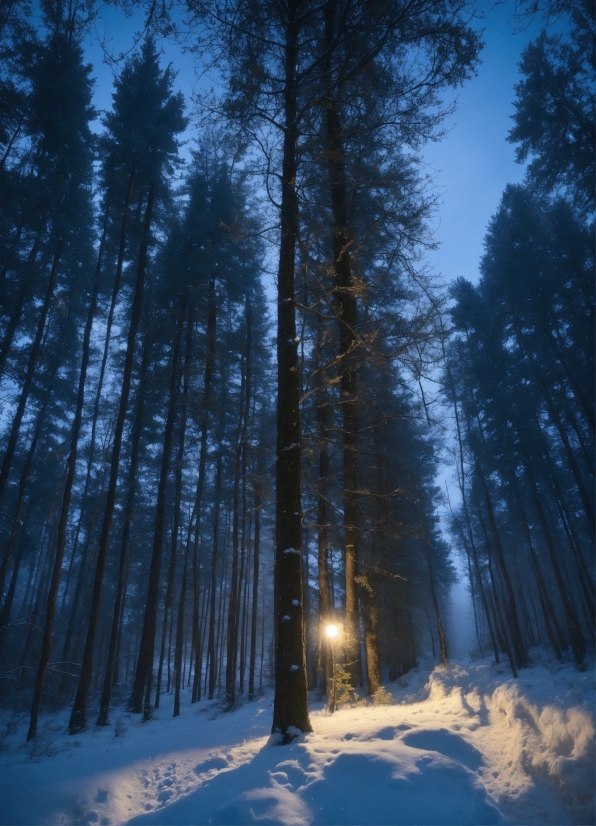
(0, 653), (593, 825)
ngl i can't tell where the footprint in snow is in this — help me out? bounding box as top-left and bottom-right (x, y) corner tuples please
(402, 728), (483, 771)
(375, 727), (396, 740)
(272, 759), (308, 790)
(194, 755), (228, 775)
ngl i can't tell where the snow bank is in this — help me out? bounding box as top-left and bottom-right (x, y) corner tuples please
(491, 679), (594, 821)
(422, 653), (595, 824)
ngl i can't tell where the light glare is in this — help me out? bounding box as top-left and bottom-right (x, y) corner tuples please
(326, 624), (339, 639)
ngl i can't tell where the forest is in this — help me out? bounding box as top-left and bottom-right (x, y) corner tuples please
(0, 0), (593, 758)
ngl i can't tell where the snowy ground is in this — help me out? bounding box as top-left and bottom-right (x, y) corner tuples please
(0, 652), (593, 825)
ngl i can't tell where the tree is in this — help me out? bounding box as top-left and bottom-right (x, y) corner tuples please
(68, 38), (186, 733)
(508, 3), (595, 214)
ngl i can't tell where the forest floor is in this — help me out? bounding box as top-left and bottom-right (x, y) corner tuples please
(0, 650), (593, 826)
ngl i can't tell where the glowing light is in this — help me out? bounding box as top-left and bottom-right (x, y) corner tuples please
(326, 624), (339, 639)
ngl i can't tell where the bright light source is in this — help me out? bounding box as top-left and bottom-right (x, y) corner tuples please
(326, 624), (339, 639)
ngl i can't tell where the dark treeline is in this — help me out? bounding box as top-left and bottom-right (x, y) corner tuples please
(444, 0), (594, 675)
(0, 0), (592, 745)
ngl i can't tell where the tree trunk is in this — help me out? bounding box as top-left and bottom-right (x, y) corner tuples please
(323, 7), (361, 686)
(0, 239), (62, 504)
(68, 185), (154, 734)
(526, 468), (585, 664)
(510, 478), (567, 656)
(424, 538), (448, 665)
(475, 461), (527, 669)
(27, 228), (102, 741)
(271, 0), (312, 742)
(360, 579), (381, 695)
(474, 491), (518, 678)
(313, 309), (333, 699)
(207, 441), (224, 700)
(190, 278), (216, 705)
(0, 217), (47, 378)
(130, 303), (183, 720)
(158, 303), (193, 710)
(173, 538), (190, 717)
(61, 176), (134, 609)
(0, 393), (49, 600)
(226, 301), (252, 707)
(444, 359), (499, 662)
(96, 331), (150, 726)
(248, 486), (261, 700)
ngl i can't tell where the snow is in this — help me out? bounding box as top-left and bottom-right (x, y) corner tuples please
(0, 652), (593, 825)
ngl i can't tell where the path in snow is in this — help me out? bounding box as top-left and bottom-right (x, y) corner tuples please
(0, 654), (593, 825)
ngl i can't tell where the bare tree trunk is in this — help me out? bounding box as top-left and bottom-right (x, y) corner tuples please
(58, 474), (105, 696)
(188, 277), (216, 705)
(225, 404), (244, 707)
(173, 537), (190, 717)
(474, 492), (518, 678)
(248, 486), (261, 700)
(96, 331), (150, 726)
(0, 217), (47, 378)
(158, 303), (193, 710)
(68, 185), (154, 734)
(226, 301), (252, 707)
(360, 580), (381, 695)
(0, 239), (62, 504)
(0, 394), (49, 600)
(475, 461), (527, 669)
(61, 176), (134, 609)
(424, 538), (448, 665)
(444, 358), (499, 662)
(313, 310), (332, 700)
(526, 469), (585, 664)
(130, 303), (183, 720)
(208, 421), (225, 700)
(510, 477), (567, 656)
(27, 228), (103, 741)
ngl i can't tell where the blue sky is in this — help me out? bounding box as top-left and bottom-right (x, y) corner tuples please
(423, 1), (544, 286)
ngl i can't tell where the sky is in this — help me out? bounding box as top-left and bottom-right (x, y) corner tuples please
(423, 1), (544, 286)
